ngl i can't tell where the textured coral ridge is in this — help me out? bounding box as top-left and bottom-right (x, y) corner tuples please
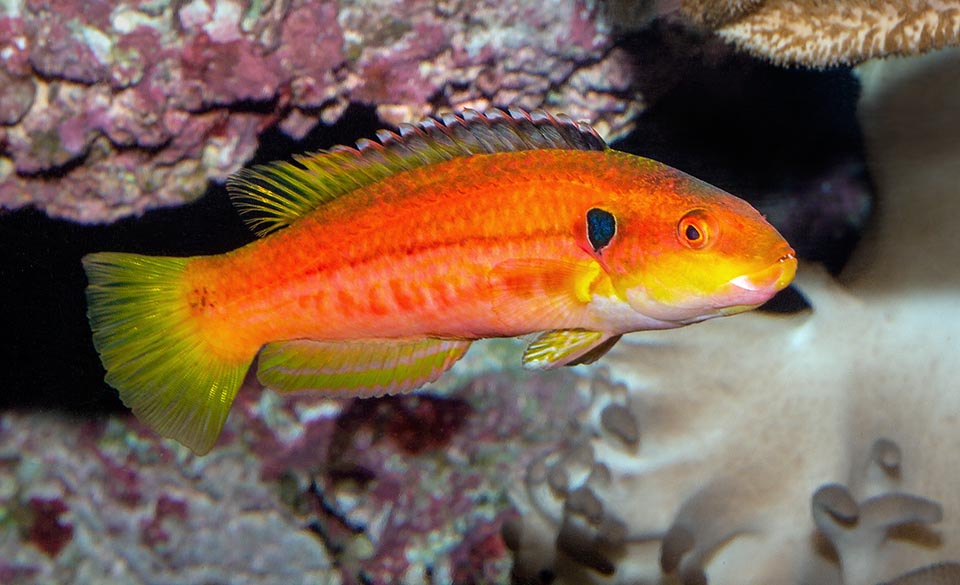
(680, 0), (960, 66)
(0, 342), (591, 584)
(0, 0), (636, 223)
(509, 48), (960, 583)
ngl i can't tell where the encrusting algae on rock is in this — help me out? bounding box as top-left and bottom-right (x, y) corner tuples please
(82, 109), (796, 455)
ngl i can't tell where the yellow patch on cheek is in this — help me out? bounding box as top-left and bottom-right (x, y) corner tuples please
(645, 254), (744, 304)
(572, 261), (603, 303)
(629, 258), (700, 305)
(579, 261), (634, 305)
(639, 277), (679, 305)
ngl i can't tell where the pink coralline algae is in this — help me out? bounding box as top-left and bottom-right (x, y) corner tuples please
(26, 497), (73, 557)
(0, 346), (592, 584)
(0, 0), (639, 223)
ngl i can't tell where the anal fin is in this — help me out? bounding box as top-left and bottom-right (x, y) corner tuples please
(257, 337), (471, 397)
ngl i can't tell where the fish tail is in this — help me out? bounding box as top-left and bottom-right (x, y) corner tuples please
(82, 252), (253, 455)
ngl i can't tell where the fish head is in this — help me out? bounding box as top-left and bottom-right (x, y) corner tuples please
(581, 164), (797, 326)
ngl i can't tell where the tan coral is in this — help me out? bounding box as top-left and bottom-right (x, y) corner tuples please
(680, 0), (763, 27)
(881, 562), (960, 585)
(684, 0), (960, 67)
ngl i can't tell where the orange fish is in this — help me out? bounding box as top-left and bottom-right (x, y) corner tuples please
(83, 109), (796, 454)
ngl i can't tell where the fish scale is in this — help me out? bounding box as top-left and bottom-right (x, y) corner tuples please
(193, 153), (603, 336)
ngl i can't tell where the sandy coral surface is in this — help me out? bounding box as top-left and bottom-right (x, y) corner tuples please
(509, 47), (960, 584)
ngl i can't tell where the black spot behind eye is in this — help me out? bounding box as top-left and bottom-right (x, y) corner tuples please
(586, 208), (616, 253)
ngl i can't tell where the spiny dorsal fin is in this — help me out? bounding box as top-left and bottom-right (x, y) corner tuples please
(227, 108), (608, 236)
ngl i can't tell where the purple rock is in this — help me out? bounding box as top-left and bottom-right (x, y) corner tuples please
(277, 3), (344, 83)
(0, 16), (32, 76)
(25, 0), (115, 84)
(0, 69), (35, 125)
(0, 347), (592, 584)
(179, 33), (283, 108)
(6, 82), (110, 173)
(0, 0), (638, 224)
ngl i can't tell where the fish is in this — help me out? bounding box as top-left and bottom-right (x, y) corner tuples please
(82, 109), (797, 455)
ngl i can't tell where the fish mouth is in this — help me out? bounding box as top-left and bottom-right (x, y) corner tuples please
(729, 250), (797, 293)
(721, 249), (798, 310)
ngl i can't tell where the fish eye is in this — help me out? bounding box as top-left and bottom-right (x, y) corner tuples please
(586, 208), (616, 253)
(678, 210), (715, 250)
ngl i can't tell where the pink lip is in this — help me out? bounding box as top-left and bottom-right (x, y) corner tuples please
(725, 250), (798, 304)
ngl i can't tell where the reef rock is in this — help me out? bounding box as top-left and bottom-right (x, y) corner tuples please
(0, 0), (638, 223)
(0, 340), (593, 584)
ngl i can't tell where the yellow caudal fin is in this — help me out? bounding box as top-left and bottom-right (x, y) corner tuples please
(82, 252), (253, 455)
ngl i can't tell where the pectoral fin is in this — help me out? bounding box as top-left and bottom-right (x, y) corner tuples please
(522, 330), (622, 370)
(258, 337), (471, 397)
(489, 258), (600, 328)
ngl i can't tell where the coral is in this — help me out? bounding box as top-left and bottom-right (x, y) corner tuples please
(811, 475), (944, 585)
(0, 413), (342, 585)
(0, 339), (593, 584)
(680, 0), (762, 27)
(678, 0), (960, 67)
(0, 0), (639, 223)
(508, 47), (960, 584)
(278, 363), (591, 584)
(880, 563), (960, 585)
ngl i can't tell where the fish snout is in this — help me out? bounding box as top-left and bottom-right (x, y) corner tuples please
(727, 247), (798, 299)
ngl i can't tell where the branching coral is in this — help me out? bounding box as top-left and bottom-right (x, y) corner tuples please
(506, 376), (636, 581)
(812, 477), (944, 584)
(678, 0), (960, 67)
(510, 47), (960, 584)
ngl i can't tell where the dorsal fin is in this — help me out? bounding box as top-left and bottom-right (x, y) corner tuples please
(227, 108), (609, 236)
